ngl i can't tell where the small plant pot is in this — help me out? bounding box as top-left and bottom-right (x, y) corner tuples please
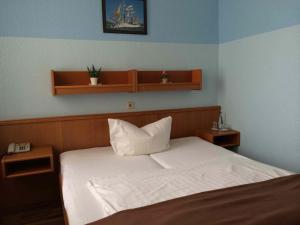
(90, 77), (98, 86)
(162, 78), (168, 84)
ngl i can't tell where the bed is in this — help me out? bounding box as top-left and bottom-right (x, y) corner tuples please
(60, 137), (295, 225)
(2, 106), (297, 224)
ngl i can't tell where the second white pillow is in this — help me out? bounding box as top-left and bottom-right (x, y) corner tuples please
(108, 117), (172, 156)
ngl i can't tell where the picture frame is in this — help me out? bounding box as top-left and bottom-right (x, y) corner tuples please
(102, 0), (147, 35)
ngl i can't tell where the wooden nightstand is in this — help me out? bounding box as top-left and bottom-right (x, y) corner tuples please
(196, 129), (240, 148)
(1, 146), (54, 179)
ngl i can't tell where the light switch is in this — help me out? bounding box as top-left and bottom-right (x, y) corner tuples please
(127, 101), (135, 110)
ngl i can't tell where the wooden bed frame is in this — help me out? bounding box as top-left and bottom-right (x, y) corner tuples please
(0, 106), (220, 221)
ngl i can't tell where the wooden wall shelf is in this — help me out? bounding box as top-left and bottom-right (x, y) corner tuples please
(51, 70), (137, 95)
(51, 69), (202, 95)
(137, 69), (202, 92)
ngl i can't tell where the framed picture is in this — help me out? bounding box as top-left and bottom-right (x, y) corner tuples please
(102, 0), (147, 35)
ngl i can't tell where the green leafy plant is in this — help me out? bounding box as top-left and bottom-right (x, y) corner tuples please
(160, 71), (168, 80)
(87, 65), (102, 78)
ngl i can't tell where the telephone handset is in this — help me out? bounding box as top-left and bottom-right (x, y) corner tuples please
(7, 143), (31, 154)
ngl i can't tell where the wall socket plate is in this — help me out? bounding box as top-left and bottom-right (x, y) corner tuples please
(127, 101), (135, 110)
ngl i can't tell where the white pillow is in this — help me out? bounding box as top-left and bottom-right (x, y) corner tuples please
(108, 117), (172, 156)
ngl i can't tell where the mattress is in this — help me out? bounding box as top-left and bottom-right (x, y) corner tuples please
(60, 146), (163, 225)
(61, 137), (292, 225)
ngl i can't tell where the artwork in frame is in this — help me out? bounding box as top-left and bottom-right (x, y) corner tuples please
(102, 0), (147, 35)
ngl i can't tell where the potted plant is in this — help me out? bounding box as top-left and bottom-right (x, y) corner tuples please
(87, 65), (101, 86)
(161, 71), (168, 84)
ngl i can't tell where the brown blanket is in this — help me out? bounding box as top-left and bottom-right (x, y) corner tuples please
(88, 174), (300, 225)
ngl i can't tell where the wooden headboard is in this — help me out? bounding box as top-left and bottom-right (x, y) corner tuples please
(0, 106), (220, 213)
(0, 106), (220, 154)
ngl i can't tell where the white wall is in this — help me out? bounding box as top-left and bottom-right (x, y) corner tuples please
(0, 37), (218, 119)
(218, 25), (300, 171)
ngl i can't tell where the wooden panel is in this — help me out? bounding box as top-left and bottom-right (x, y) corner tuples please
(61, 120), (95, 151)
(0, 122), (62, 152)
(112, 114), (159, 127)
(0, 106), (220, 151)
(0, 106), (220, 213)
(52, 71), (89, 85)
(1, 203), (64, 225)
(158, 112), (188, 138)
(0, 173), (60, 214)
(54, 84), (133, 95)
(100, 71), (129, 84)
(0, 106), (220, 153)
(137, 83), (201, 92)
(138, 71), (193, 83)
(93, 119), (110, 147)
(200, 110), (219, 129)
(192, 69), (203, 90)
(128, 70), (138, 92)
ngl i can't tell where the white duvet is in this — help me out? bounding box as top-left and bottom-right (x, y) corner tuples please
(87, 154), (292, 217)
(61, 137), (294, 225)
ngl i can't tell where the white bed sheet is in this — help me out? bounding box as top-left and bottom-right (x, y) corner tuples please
(87, 137), (292, 217)
(150, 136), (291, 174)
(60, 146), (163, 225)
(88, 155), (291, 216)
(61, 137), (292, 225)
(150, 136), (240, 168)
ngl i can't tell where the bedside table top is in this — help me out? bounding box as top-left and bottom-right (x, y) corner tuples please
(1, 146), (53, 163)
(197, 129), (240, 137)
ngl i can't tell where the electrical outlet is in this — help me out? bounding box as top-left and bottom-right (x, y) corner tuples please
(127, 101), (135, 110)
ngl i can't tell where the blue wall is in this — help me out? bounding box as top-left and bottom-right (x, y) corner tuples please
(0, 0), (299, 172)
(0, 38), (218, 119)
(218, 1), (300, 172)
(219, 0), (300, 43)
(0, 0), (219, 120)
(2, 0), (300, 44)
(0, 0), (218, 44)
